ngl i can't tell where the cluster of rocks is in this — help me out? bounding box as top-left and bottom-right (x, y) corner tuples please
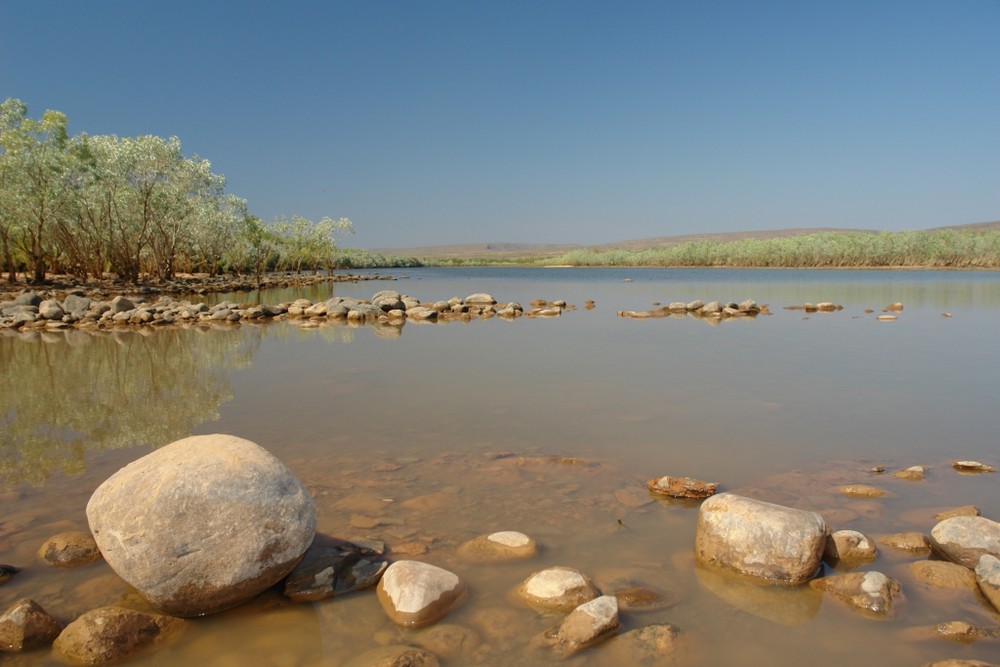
(0, 435), (684, 665)
(618, 299), (767, 320)
(784, 302), (844, 312)
(4, 441), (997, 666)
(0, 289), (579, 332)
(694, 469), (1000, 658)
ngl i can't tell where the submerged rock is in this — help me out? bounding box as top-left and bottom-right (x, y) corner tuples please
(343, 645), (440, 667)
(0, 564), (19, 586)
(533, 595), (620, 658)
(951, 460), (996, 473)
(283, 537), (387, 602)
(87, 434), (316, 616)
(695, 493), (827, 584)
(52, 607), (184, 665)
(838, 484), (885, 498)
(909, 560), (977, 589)
(604, 623), (688, 666)
(0, 599), (62, 652)
(456, 531), (539, 562)
(810, 571), (902, 618)
(37, 531), (101, 568)
(879, 532), (930, 554)
(647, 476), (719, 499)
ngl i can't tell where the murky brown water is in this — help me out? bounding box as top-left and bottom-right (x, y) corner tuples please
(2, 268), (1000, 666)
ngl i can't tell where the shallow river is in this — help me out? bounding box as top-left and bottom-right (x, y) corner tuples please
(2, 267), (999, 666)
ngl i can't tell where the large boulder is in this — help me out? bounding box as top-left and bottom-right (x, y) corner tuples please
(695, 493), (827, 584)
(86, 434), (316, 617)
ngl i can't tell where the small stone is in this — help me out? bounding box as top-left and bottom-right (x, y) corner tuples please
(879, 532), (930, 554)
(838, 484), (885, 498)
(0, 564), (19, 585)
(518, 566), (600, 612)
(456, 531), (539, 562)
(647, 476), (719, 499)
(0, 599), (63, 651)
(52, 607), (184, 665)
(825, 530), (878, 567)
(533, 595), (619, 658)
(886, 302), (904, 311)
(810, 571), (902, 618)
(605, 623), (687, 665)
(923, 661), (999, 667)
(37, 531), (101, 568)
(343, 645), (441, 667)
(876, 314), (898, 321)
(376, 560), (467, 627)
(935, 620), (979, 643)
(952, 460), (996, 473)
(892, 466), (926, 481)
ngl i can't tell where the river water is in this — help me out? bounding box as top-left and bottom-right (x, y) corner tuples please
(2, 267), (999, 666)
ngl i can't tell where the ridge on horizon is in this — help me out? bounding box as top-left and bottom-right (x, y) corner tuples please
(369, 220), (1000, 259)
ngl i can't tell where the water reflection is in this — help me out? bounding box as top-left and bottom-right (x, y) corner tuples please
(0, 326), (260, 487)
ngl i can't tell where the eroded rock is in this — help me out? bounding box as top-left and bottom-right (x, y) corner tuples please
(518, 566), (600, 612)
(376, 560), (467, 627)
(52, 607), (183, 665)
(37, 531), (101, 568)
(695, 493), (827, 584)
(533, 595), (619, 658)
(647, 476), (719, 499)
(0, 599), (62, 652)
(810, 571), (902, 618)
(825, 530), (878, 567)
(87, 434), (316, 616)
(929, 516), (1000, 568)
(456, 531), (538, 562)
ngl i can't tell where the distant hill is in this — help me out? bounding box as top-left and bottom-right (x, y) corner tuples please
(371, 221), (1000, 261)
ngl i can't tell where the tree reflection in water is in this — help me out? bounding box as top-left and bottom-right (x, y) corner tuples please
(0, 325), (261, 487)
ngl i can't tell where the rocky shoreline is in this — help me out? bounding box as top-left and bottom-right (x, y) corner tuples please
(2, 435), (998, 666)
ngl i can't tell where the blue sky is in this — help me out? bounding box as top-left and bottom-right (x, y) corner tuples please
(2, 1), (998, 249)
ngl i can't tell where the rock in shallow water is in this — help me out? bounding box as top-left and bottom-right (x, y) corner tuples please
(810, 571), (902, 618)
(975, 554), (1000, 613)
(695, 493), (827, 584)
(0, 598), (62, 652)
(929, 516), (1000, 568)
(456, 531), (538, 562)
(376, 560), (467, 627)
(86, 434), (316, 617)
(518, 566), (601, 612)
(37, 531), (101, 568)
(647, 476), (719, 499)
(283, 537), (387, 602)
(824, 530), (878, 567)
(533, 595), (620, 658)
(52, 607), (184, 665)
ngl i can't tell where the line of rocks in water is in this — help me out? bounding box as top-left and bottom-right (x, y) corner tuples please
(3, 435), (998, 666)
(618, 298), (766, 320)
(0, 289), (579, 333)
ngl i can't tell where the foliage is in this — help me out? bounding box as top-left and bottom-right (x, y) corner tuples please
(331, 248), (423, 269)
(547, 230), (1000, 269)
(0, 98), (354, 284)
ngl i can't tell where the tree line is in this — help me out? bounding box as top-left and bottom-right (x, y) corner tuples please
(0, 98), (354, 285)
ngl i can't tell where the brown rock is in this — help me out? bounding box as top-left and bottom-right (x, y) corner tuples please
(825, 530), (878, 567)
(951, 460), (996, 473)
(930, 516), (1000, 568)
(518, 566), (600, 612)
(533, 595), (619, 658)
(456, 531), (538, 562)
(376, 561), (467, 628)
(37, 531), (101, 568)
(52, 607), (183, 665)
(936, 506), (981, 521)
(343, 645), (441, 667)
(892, 466), (926, 481)
(0, 599), (62, 651)
(411, 624), (481, 660)
(647, 476), (719, 499)
(810, 571), (902, 618)
(838, 484), (885, 498)
(879, 532), (930, 554)
(909, 560), (977, 589)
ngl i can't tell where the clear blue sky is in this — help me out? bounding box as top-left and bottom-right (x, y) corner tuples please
(2, 1), (998, 249)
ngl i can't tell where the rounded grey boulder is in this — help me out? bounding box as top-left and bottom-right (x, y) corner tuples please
(86, 434), (316, 617)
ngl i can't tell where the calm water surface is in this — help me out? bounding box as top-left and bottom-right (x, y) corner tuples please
(2, 268), (999, 666)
